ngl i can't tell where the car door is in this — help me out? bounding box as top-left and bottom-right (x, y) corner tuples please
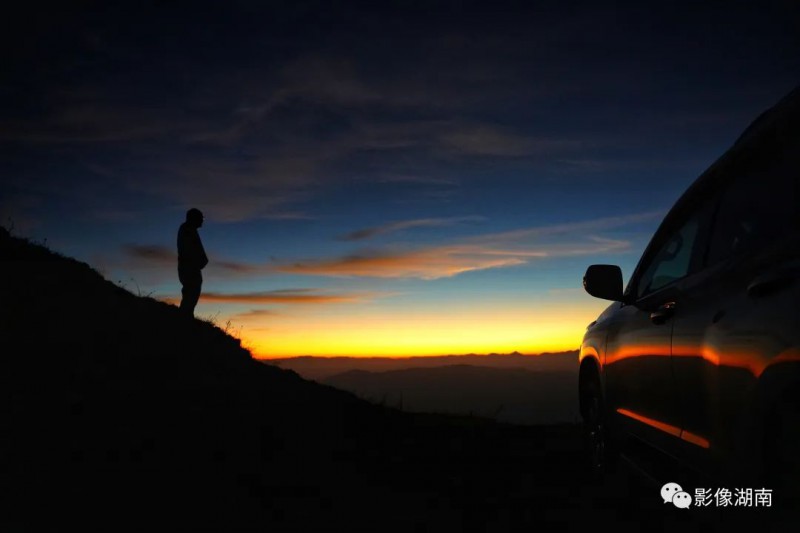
(669, 130), (800, 482)
(604, 193), (715, 455)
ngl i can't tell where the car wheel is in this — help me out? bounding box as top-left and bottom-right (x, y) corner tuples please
(581, 373), (614, 479)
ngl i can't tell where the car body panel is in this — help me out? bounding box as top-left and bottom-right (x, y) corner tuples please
(578, 84), (800, 489)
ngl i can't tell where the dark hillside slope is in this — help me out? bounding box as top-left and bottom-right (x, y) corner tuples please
(2, 227), (766, 532)
(0, 227), (404, 530)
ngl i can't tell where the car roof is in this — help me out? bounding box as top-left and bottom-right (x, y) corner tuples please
(623, 84), (800, 297)
(731, 84), (800, 148)
(688, 84), (800, 198)
(652, 84), (800, 227)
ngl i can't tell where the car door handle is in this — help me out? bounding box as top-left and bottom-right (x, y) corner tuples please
(650, 301), (676, 325)
(747, 267), (798, 298)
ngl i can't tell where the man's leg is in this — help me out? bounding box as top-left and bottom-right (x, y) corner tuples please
(182, 282), (201, 316)
(179, 269), (202, 316)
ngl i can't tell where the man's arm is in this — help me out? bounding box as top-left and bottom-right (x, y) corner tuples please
(178, 225), (207, 269)
(198, 237), (208, 269)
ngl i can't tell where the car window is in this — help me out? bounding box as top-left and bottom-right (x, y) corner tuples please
(635, 203), (710, 299)
(704, 145), (798, 267)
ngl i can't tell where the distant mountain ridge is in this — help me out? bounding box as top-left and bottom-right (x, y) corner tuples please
(323, 364), (579, 425)
(265, 350), (580, 381)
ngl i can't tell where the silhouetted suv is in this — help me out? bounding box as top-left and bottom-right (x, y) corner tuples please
(579, 85), (800, 505)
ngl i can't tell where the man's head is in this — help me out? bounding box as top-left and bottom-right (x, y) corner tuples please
(186, 208), (204, 228)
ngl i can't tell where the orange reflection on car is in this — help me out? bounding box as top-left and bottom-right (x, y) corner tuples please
(617, 408), (710, 449)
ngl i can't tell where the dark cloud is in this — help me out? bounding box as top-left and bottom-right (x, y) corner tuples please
(339, 216), (485, 241)
(123, 245), (175, 264)
(201, 289), (382, 305)
(2, 1), (795, 251)
(230, 309), (281, 319)
(123, 244), (266, 275)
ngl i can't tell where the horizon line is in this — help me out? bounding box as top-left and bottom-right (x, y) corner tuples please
(256, 349), (579, 360)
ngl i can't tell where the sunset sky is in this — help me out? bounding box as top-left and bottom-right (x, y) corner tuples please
(2, 1), (798, 357)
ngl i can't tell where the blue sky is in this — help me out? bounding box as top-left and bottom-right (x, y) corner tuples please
(2, 1), (798, 356)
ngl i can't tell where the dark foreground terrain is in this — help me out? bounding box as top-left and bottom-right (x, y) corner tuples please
(272, 351), (582, 425)
(0, 227), (790, 532)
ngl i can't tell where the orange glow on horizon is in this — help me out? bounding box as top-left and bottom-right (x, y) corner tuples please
(245, 332), (581, 359)
(230, 308), (595, 359)
(185, 293), (611, 359)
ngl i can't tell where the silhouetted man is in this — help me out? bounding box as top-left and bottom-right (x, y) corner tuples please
(177, 208), (208, 316)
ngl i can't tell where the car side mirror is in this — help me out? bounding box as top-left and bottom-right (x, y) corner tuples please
(583, 264), (625, 302)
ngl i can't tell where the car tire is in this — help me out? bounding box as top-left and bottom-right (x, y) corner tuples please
(581, 372), (617, 481)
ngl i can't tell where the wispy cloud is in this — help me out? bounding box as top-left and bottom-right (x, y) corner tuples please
(137, 152), (319, 223)
(124, 244), (175, 264)
(465, 211), (665, 243)
(0, 102), (208, 144)
(377, 175), (459, 186)
(276, 247), (526, 280)
(122, 211), (660, 281)
(276, 212), (660, 280)
(228, 309), (281, 319)
(437, 125), (582, 157)
(339, 216), (485, 241)
(2, 48), (597, 227)
(201, 288), (384, 305)
(276, 239), (627, 280)
(123, 244), (266, 274)
(212, 260), (265, 274)
(157, 288), (384, 307)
